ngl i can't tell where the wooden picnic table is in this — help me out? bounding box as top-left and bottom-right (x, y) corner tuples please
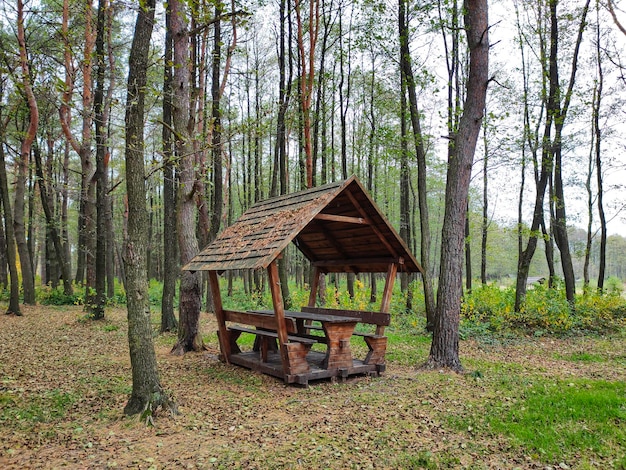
(251, 310), (358, 369)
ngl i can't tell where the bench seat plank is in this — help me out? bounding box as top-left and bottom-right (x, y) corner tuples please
(227, 325), (317, 345)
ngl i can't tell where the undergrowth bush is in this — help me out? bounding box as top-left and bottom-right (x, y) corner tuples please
(37, 282), (128, 307)
(462, 282), (626, 336)
(37, 285), (83, 306)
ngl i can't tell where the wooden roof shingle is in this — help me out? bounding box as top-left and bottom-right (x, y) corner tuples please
(183, 176), (423, 274)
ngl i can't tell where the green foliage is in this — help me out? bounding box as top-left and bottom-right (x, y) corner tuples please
(461, 282), (626, 337)
(323, 277), (377, 311)
(37, 285), (83, 306)
(147, 279), (163, 307)
(102, 324), (119, 332)
(605, 276), (624, 295)
(222, 283), (271, 311)
(215, 273), (626, 339)
(36, 282), (130, 307)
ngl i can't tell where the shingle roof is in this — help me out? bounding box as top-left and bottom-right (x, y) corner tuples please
(183, 176), (423, 274)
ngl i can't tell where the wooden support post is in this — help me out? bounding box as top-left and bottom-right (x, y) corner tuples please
(378, 263), (398, 336)
(267, 260), (302, 376)
(308, 266), (321, 307)
(209, 270), (231, 363)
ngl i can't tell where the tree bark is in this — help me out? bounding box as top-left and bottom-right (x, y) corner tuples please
(515, 0), (590, 309)
(209, 2), (224, 244)
(0, 199), (7, 290)
(160, 1), (178, 333)
(90, 0), (108, 319)
(0, 81), (21, 315)
(33, 145), (73, 297)
(481, 114), (488, 285)
(399, 0), (435, 321)
(294, 0), (320, 188)
(551, 0), (591, 305)
(425, 0), (488, 372)
(271, 0), (294, 199)
(465, 204), (472, 292)
(171, 0), (204, 355)
(123, 0), (175, 417)
(594, 25), (607, 291)
(58, 0), (96, 288)
(15, 0), (37, 305)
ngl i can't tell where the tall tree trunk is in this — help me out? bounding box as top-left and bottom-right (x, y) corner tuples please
(58, 0), (96, 288)
(0, 199), (7, 290)
(550, 0), (590, 306)
(399, 43), (410, 293)
(44, 135), (59, 288)
(0, 79), (20, 315)
(583, 102), (594, 290)
(426, 0), (488, 372)
(338, 3), (355, 298)
(295, 0), (320, 188)
(515, 0), (556, 312)
(516, 0), (590, 309)
(90, 0), (108, 319)
(401, 0), (435, 328)
(480, 113), (488, 285)
(79, 1), (97, 290)
(209, 3), (224, 243)
(171, 0), (203, 355)
(367, 48), (377, 305)
(312, 0), (331, 186)
(594, 63), (606, 291)
(104, 0), (116, 299)
(33, 145), (73, 297)
(15, 0), (37, 305)
(123, 0), (175, 417)
(271, 0), (292, 197)
(465, 203), (472, 292)
(160, 1), (178, 333)
(60, 141), (71, 288)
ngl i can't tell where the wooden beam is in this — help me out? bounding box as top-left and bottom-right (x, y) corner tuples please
(308, 266), (321, 307)
(378, 263), (398, 335)
(315, 213), (371, 224)
(293, 235), (317, 262)
(209, 271), (231, 363)
(267, 260), (292, 377)
(313, 257), (403, 268)
(344, 189), (399, 258)
(223, 310), (295, 331)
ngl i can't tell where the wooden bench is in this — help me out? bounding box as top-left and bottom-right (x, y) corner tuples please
(300, 306), (390, 366)
(227, 325), (317, 367)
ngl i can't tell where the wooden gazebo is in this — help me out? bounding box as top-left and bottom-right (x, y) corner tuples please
(184, 176), (423, 385)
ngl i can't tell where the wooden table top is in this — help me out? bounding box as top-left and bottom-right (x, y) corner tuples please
(251, 310), (358, 323)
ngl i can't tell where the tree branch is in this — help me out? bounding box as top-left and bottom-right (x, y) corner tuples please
(188, 10), (250, 36)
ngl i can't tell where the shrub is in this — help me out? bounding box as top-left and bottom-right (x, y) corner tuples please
(37, 285), (83, 306)
(461, 281), (626, 336)
(461, 284), (514, 333)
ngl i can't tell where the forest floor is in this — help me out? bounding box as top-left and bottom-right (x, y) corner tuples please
(0, 304), (624, 469)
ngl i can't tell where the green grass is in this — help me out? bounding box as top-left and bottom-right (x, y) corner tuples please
(385, 330), (431, 366)
(556, 351), (606, 363)
(459, 378), (626, 465)
(0, 389), (77, 427)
